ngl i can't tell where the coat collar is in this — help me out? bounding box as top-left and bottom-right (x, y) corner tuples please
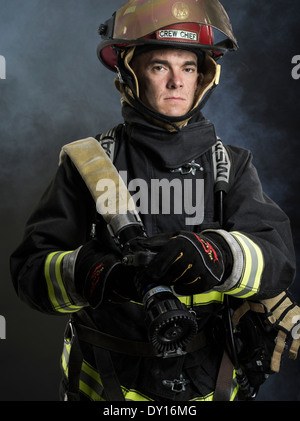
(122, 103), (217, 169)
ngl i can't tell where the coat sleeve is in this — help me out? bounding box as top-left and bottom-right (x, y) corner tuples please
(10, 155), (96, 314)
(211, 146), (296, 300)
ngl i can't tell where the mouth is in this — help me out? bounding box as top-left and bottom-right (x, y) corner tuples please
(164, 97), (185, 101)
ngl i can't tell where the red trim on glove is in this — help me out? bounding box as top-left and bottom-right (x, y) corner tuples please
(193, 233), (220, 264)
(89, 263), (104, 296)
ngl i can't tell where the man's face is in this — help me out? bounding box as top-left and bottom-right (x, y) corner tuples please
(131, 48), (200, 117)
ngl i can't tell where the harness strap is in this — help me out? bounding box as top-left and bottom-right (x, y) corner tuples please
(97, 124), (123, 161)
(65, 324), (83, 401)
(93, 347), (125, 401)
(64, 311), (126, 401)
(65, 309), (207, 401)
(75, 321), (207, 357)
(213, 350), (234, 401)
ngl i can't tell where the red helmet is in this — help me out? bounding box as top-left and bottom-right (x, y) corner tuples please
(97, 0), (238, 72)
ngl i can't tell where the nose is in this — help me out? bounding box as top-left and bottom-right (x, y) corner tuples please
(167, 70), (183, 89)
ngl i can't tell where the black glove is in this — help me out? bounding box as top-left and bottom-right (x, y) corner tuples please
(126, 232), (173, 256)
(140, 231), (233, 295)
(74, 240), (138, 307)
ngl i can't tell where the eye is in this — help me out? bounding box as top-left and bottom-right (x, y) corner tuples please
(152, 65), (166, 72)
(184, 67), (196, 73)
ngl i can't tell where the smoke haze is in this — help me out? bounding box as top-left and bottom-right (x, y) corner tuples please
(0, 0), (299, 401)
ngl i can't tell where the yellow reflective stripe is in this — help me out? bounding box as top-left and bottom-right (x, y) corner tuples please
(80, 361), (105, 401)
(82, 360), (101, 383)
(190, 392), (214, 401)
(61, 342), (71, 376)
(62, 341), (238, 402)
(79, 362), (153, 401)
(45, 251), (84, 313)
(227, 232), (264, 298)
(61, 344), (104, 400)
(192, 290), (224, 306)
(62, 344), (153, 401)
(230, 370), (239, 401)
(123, 388), (154, 401)
(132, 290), (224, 307)
(80, 379), (105, 401)
(178, 295), (192, 307)
(178, 291), (224, 307)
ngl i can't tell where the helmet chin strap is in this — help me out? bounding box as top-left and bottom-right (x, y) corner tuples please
(114, 47), (221, 132)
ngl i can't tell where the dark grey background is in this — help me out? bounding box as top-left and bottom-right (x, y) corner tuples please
(1, 0), (300, 401)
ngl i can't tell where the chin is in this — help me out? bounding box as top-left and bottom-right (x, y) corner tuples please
(161, 108), (190, 118)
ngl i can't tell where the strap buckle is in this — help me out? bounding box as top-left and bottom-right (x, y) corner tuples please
(162, 374), (190, 393)
(158, 347), (187, 359)
(64, 320), (75, 345)
(170, 161), (203, 176)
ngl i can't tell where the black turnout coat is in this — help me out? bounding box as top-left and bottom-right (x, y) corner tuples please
(10, 104), (296, 401)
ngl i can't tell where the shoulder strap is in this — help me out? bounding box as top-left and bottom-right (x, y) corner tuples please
(212, 138), (232, 194)
(96, 124), (122, 162)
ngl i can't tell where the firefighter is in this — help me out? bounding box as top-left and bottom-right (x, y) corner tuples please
(10, 0), (297, 401)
